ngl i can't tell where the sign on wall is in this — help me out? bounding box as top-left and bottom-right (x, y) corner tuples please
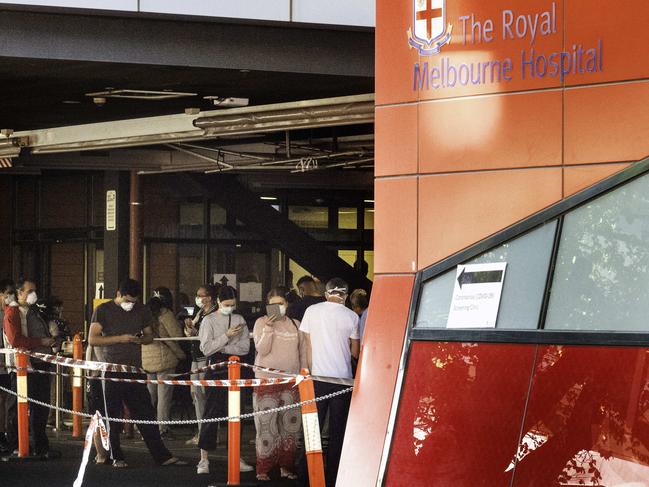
(447, 262), (507, 328)
(106, 190), (116, 231)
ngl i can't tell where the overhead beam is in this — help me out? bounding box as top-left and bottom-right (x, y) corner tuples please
(16, 94), (374, 154)
(0, 10), (373, 77)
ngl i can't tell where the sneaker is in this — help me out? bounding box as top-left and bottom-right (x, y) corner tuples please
(185, 435), (199, 446)
(197, 458), (209, 475)
(239, 458), (254, 472)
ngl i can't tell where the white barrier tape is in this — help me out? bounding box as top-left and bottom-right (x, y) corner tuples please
(302, 412), (322, 453)
(0, 383), (352, 425)
(8, 365), (308, 388)
(73, 412), (109, 487)
(228, 390), (241, 423)
(1, 349), (301, 380)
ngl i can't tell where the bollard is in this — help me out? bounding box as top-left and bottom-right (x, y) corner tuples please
(72, 334), (83, 438)
(227, 356), (241, 485)
(298, 368), (326, 487)
(16, 351), (29, 457)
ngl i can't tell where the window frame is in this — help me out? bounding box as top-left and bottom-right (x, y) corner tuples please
(410, 156), (649, 347)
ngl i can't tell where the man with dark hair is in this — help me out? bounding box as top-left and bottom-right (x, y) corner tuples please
(299, 277), (360, 487)
(287, 275), (325, 321)
(88, 278), (184, 468)
(3, 279), (57, 458)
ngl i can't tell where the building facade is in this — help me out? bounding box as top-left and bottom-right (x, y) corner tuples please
(341, 0), (649, 485)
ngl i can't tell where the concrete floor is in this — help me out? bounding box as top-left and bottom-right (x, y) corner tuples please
(0, 423), (298, 487)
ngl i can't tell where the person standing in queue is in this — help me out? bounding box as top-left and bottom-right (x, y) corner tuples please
(196, 285), (253, 475)
(252, 287), (307, 481)
(299, 278), (360, 487)
(4, 279), (57, 459)
(88, 278), (185, 468)
(286, 276), (325, 322)
(183, 283), (219, 445)
(0, 279), (16, 453)
(142, 287), (185, 439)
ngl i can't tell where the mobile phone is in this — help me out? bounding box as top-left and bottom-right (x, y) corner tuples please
(266, 304), (281, 318)
(184, 306), (195, 317)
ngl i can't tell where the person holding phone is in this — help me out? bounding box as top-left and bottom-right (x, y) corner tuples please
(252, 287), (307, 481)
(196, 285), (252, 475)
(183, 284), (219, 446)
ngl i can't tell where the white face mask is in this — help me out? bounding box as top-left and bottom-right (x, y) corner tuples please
(195, 296), (204, 308)
(121, 301), (135, 312)
(279, 304), (287, 316)
(4, 294), (15, 306)
(26, 292), (38, 306)
(219, 306), (234, 316)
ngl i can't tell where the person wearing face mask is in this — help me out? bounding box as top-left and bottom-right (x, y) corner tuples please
(3, 278), (57, 459)
(196, 285), (252, 475)
(298, 278), (360, 487)
(252, 286), (307, 481)
(183, 283), (219, 446)
(0, 279), (15, 453)
(88, 278), (185, 468)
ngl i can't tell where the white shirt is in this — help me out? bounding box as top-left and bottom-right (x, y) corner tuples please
(299, 301), (359, 379)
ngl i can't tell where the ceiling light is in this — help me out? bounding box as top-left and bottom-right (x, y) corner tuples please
(62, 100), (81, 104)
(260, 196), (278, 201)
(364, 199), (374, 203)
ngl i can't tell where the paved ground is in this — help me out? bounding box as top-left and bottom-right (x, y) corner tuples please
(0, 423), (297, 487)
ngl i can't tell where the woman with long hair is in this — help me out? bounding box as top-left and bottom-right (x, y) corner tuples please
(252, 286), (307, 481)
(142, 286), (185, 438)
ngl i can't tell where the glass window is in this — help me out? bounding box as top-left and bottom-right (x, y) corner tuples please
(178, 244), (204, 301)
(338, 249), (358, 267)
(338, 208), (358, 230)
(179, 203), (204, 238)
(545, 175), (649, 331)
(364, 208), (374, 230)
(415, 221), (557, 329)
(210, 203), (227, 226)
(289, 259), (311, 289)
(288, 206), (328, 229)
(364, 250), (374, 281)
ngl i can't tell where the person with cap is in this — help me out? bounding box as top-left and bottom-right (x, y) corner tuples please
(299, 277), (360, 487)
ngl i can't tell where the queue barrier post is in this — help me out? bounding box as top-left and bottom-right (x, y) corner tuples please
(298, 368), (325, 487)
(16, 351), (29, 457)
(72, 334), (83, 437)
(227, 356), (241, 485)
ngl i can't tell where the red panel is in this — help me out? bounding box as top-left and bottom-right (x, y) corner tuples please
(384, 342), (536, 486)
(375, 177), (418, 274)
(563, 163), (631, 196)
(565, 82), (649, 165)
(375, 104), (418, 177)
(565, 0), (649, 86)
(418, 168), (562, 269)
(512, 346), (649, 486)
(376, 0), (419, 105)
(419, 91), (562, 174)
(337, 274), (415, 487)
